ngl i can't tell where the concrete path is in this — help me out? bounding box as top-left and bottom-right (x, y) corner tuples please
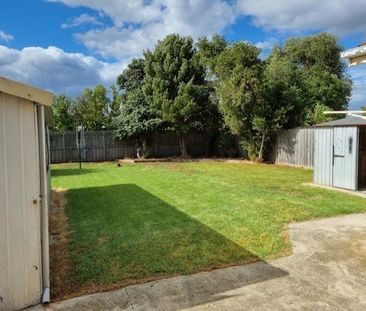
(29, 213), (366, 311)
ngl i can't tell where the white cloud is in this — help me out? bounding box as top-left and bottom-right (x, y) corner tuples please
(49, 0), (236, 59)
(347, 65), (366, 110)
(7, 0), (366, 105)
(48, 0), (164, 26)
(0, 30), (14, 42)
(61, 13), (103, 29)
(237, 0), (366, 35)
(0, 45), (126, 95)
(48, 0), (366, 60)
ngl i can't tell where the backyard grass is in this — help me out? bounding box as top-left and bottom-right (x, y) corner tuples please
(51, 161), (366, 299)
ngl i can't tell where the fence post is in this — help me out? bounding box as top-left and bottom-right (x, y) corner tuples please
(62, 133), (66, 162)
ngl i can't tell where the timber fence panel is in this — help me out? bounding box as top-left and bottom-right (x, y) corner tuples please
(274, 128), (314, 168)
(50, 130), (211, 163)
(50, 129), (315, 166)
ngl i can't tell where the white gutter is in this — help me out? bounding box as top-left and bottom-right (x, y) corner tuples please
(323, 110), (366, 120)
(341, 45), (366, 67)
(341, 46), (366, 59)
(38, 105), (50, 304)
(323, 111), (366, 115)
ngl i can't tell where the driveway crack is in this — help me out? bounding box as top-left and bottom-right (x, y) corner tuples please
(125, 287), (135, 311)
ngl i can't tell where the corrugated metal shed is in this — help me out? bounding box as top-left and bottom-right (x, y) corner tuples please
(0, 77), (52, 310)
(313, 116), (366, 191)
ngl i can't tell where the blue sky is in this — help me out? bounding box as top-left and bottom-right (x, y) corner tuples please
(0, 0), (366, 109)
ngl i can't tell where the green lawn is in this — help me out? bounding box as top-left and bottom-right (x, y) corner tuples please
(51, 161), (366, 297)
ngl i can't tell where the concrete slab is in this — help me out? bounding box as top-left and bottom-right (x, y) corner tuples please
(28, 213), (366, 311)
(304, 182), (366, 198)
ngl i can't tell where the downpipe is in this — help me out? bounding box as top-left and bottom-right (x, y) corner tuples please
(38, 105), (50, 304)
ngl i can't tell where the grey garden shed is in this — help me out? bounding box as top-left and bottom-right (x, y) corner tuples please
(0, 77), (53, 310)
(313, 114), (366, 191)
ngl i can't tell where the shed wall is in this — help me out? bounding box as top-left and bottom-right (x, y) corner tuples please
(0, 93), (42, 310)
(332, 127), (359, 191)
(313, 128), (334, 186)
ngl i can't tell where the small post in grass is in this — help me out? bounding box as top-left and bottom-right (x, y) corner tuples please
(76, 125), (84, 169)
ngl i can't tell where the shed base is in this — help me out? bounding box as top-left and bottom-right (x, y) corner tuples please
(303, 183), (366, 198)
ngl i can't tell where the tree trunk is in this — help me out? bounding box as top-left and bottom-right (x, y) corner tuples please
(136, 143), (141, 158)
(258, 131), (267, 162)
(179, 135), (188, 158)
(142, 139), (148, 158)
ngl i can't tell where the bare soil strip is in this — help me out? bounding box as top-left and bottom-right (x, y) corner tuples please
(49, 188), (75, 300)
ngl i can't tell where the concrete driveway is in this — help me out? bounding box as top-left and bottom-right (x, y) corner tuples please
(30, 213), (366, 311)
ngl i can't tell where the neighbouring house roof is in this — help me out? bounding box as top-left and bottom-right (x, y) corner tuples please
(341, 44), (366, 66)
(314, 115), (366, 127)
(0, 76), (53, 107)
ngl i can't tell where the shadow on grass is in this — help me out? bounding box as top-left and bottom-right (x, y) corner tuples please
(52, 184), (288, 303)
(51, 168), (98, 177)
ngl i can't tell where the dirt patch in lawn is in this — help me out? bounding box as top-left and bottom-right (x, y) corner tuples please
(49, 188), (76, 300)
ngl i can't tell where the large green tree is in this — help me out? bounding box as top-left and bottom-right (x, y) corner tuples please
(144, 34), (211, 156)
(109, 84), (122, 123)
(73, 85), (111, 130)
(51, 95), (75, 131)
(117, 58), (145, 91)
(216, 34), (352, 160)
(214, 42), (268, 160)
(247, 52), (304, 160)
(283, 33), (352, 115)
(114, 58), (161, 157)
(197, 34), (227, 79)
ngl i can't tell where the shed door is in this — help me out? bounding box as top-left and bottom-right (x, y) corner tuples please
(332, 127), (359, 190)
(0, 94), (42, 310)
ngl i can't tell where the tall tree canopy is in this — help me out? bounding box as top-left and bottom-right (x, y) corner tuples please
(282, 33), (352, 113)
(214, 42), (266, 160)
(74, 85), (111, 130)
(50, 32), (354, 162)
(114, 58), (161, 157)
(117, 58), (145, 92)
(144, 34), (211, 156)
(51, 95), (75, 131)
(197, 34), (227, 79)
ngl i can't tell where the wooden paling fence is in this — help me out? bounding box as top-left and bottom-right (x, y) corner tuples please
(273, 128), (314, 168)
(49, 130), (211, 163)
(50, 128), (316, 168)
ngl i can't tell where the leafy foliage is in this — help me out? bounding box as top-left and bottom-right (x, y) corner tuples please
(283, 33), (352, 113)
(113, 88), (161, 156)
(214, 34), (352, 160)
(109, 84), (122, 122)
(306, 103), (335, 125)
(114, 57), (161, 157)
(51, 95), (75, 131)
(50, 32), (354, 161)
(196, 34), (227, 79)
(144, 34), (212, 156)
(117, 58), (145, 91)
(73, 85), (111, 130)
(213, 41), (271, 160)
